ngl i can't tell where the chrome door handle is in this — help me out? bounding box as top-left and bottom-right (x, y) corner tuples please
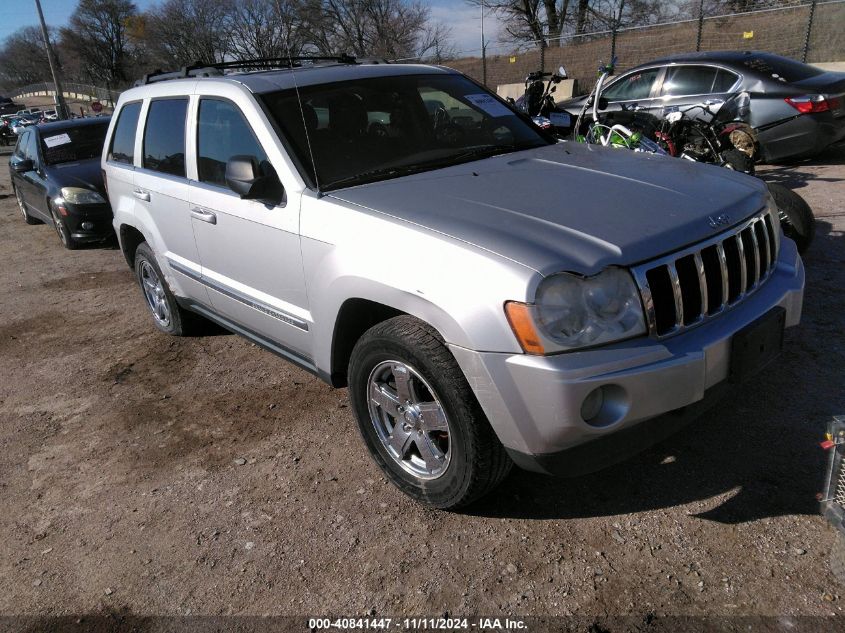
(133, 188), (150, 202)
(190, 207), (217, 225)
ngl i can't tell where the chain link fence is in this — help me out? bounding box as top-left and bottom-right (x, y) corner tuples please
(444, 0), (845, 97)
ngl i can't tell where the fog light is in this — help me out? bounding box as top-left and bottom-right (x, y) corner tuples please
(581, 387), (604, 422)
(580, 384), (629, 427)
(81, 221), (94, 230)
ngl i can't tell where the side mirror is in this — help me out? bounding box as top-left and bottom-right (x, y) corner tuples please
(12, 158), (33, 173)
(225, 155), (285, 205)
(550, 85), (557, 94)
(558, 66), (568, 79)
(597, 97), (609, 111)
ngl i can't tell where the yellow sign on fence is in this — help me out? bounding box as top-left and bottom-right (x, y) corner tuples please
(743, 31), (754, 39)
(509, 56), (517, 63)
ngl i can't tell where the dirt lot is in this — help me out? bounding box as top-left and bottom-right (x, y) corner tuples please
(0, 146), (843, 626)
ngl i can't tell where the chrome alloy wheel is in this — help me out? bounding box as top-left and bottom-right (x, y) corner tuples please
(367, 360), (452, 480)
(139, 260), (171, 327)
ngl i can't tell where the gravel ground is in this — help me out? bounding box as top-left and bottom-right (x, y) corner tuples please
(0, 146), (843, 626)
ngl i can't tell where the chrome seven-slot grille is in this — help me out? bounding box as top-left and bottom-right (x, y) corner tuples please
(631, 208), (780, 337)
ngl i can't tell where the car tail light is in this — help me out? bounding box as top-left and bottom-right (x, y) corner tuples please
(784, 94), (830, 114)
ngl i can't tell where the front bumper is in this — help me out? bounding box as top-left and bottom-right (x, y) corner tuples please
(63, 202), (114, 241)
(449, 238), (804, 474)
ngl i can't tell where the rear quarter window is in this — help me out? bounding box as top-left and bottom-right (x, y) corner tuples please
(109, 102), (142, 165)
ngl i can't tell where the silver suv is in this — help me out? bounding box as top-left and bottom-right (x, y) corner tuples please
(103, 59), (804, 508)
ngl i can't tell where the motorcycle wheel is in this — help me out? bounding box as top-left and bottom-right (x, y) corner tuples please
(766, 182), (815, 254)
(721, 149), (755, 175)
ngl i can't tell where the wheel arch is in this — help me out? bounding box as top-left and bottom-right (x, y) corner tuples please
(328, 298), (407, 387)
(119, 224), (147, 269)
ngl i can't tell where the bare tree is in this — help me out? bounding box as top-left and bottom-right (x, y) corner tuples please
(142, 0), (233, 67)
(466, 0), (573, 46)
(59, 0), (138, 84)
(229, 0), (312, 58)
(308, 0), (453, 60)
(0, 26), (55, 88)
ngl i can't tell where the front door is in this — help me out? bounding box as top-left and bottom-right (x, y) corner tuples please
(188, 97), (311, 361)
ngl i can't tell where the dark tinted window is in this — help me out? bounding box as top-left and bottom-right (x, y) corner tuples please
(109, 102), (141, 164)
(13, 131), (28, 158)
(24, 131), (38, 161)
(713, 69), (739, 92)
(40, 123), (109, 165)
(660, 66), (719, 96)
(197, 99), (267, 187)
(143, 98), (187, 177)
(603, 68), (661, 101)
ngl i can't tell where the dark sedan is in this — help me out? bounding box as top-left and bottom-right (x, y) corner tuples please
(10, 117), (113, 249)
(558, 51), (845, 162)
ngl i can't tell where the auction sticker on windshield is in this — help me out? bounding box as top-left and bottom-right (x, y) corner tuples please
(43, 133), (72, 148)
(464, 93), (513, 117)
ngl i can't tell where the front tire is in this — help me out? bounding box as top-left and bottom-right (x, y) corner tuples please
(348, 316), (511, 509)
(134, 242), (199, 336)
(766, 182), (815, 254)
(50, 203), (80, 250)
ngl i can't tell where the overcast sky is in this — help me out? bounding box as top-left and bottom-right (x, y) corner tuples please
(1, 0), (505, 57)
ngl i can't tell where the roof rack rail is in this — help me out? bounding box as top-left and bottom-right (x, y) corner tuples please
(135, 55), (388, 86)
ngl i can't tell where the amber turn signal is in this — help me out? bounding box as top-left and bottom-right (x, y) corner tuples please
(504, 301), (545, 355)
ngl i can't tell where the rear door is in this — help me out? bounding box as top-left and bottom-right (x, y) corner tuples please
(134, 94), (209, 304)
(656, 64), (740, 120)
(187, 93), (311, 360)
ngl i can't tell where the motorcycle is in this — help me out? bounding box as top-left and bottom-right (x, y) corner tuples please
(572, 58), (666, 154)
(654, 92), (757, 173)
(513, 66), (573, 136)
(653, 92), (814, 252)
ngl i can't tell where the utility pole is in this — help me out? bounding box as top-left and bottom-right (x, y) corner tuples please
(34, 0), (69, 120)
(481, 0), (487, 86)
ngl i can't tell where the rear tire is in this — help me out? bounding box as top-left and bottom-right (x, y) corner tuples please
(134, 242), (200, 336)
(766, 182), (815, 254)
(348, 315), (512, 509)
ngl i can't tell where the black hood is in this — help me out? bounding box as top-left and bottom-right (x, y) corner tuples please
(43, 158), (105, 196)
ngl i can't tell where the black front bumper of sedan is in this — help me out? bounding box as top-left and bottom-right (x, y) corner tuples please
(62, 202), (114, 241)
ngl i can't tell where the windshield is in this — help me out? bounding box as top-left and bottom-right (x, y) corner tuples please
(261, 73), (551, 191)
(39, 123), (109, 165)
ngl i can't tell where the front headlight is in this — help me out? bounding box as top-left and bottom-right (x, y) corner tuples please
(60, 187), (106, 205)
(506, 268), (647, 354)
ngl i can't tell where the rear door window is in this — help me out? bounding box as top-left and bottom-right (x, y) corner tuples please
(196, 99), (267, 187)
(143, 98), (188, 177)
(660, 65), (720, 97)
(603, 68), (661, 101)
(109, 101), (141, 165)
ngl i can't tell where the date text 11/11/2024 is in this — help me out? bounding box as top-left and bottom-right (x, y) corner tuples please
(308, 617), (528, 630)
